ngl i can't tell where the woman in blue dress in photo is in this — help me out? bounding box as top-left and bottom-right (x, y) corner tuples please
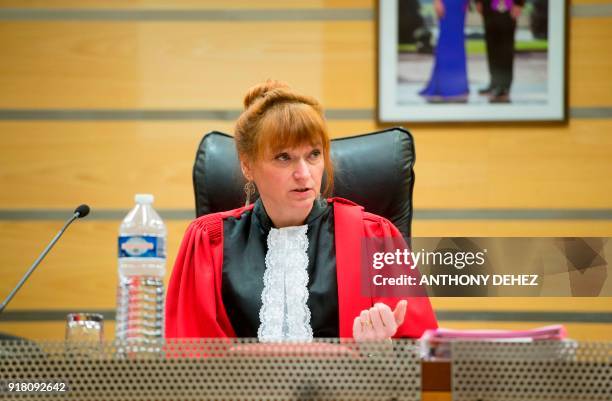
(419, 0), (469, 102)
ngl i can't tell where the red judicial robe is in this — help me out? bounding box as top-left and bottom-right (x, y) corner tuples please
(165, 197), (438, 339)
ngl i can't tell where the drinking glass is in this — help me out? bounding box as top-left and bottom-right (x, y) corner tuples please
(65, 313), (104, 355)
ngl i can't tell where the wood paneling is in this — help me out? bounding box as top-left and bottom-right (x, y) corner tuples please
(2, 219), (610, 310)
(569, 17), (612, 107)
(0, 220), (190, 309)
(0, 122), (205, 209)
(572, 0), (612, 4)
(0, 320), (609, 342)
(0, 321), (116, 341)
(0, 0), (375, 10)
(411, 119), (612, 209)
(0, 0), (608, 10)
(1, 120), (611, 209)
(0, 22), (141, 108)
(0, 17), (610, 108)
(0, 21), (332, 108)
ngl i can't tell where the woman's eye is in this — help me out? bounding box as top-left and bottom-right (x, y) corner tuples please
(275, 153), (290, 162)
(309, 150), (322, 159)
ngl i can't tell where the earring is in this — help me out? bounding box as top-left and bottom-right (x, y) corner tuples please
(317, 194), (328, 208)
(244, 181), (256, 207)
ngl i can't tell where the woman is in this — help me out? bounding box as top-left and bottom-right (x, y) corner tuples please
(166, 80), (437, 342)
(419, 0), (469, 102)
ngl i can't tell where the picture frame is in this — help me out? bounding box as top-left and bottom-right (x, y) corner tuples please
(378, 0), (568, 123)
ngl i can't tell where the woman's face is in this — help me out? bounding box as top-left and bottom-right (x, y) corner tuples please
(242, 142), (324, 226)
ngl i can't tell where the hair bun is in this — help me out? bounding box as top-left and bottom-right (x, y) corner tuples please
(243, 79), (291, 109)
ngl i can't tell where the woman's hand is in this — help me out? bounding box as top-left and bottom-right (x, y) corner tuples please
(434, 0), (445, 19)
(352, 300), (408, 342)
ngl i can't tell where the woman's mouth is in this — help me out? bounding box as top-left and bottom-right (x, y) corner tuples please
(290, 188), (313, 199)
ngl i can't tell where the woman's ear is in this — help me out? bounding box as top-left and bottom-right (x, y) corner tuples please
(240, 158), (253, 181)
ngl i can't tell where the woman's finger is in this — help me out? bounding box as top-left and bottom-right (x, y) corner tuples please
(360, 310), (376, 341)
(353, 315), (364, 340)
(359, 311), (371, 337)
(369, 307), (387, 339)
(393, 300), (408, 326)
(375, 303), (398, 337)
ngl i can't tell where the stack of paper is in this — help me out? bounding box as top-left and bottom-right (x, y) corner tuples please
(420, 325), (567, 359)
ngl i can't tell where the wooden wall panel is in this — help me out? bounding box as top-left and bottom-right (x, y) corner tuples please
(0, 0), (375, 10)
(338, 118), (612, 208)
(0, 220), (190, 310)
(1, 321), (609, 342)
(0, 322), (97, 341)
(569, 17), (612, 107)
(1, 120), (611, 209)
(0, 22), (142, 108)
(413, 120), (612, 209)
(0, 0), (607, 10)
(319, 21), (376, 108)
(572, 0), (612, 4)
(1, 219), (610, 310)
(0, 21), (330, 109)
(2, 219), (610, 311)
(0, 122), (205, 209)
(569, 0), (612, 5)
(0, 17), (610, 108)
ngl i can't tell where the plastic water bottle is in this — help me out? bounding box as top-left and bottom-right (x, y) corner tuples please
(116, 194), (166, 345)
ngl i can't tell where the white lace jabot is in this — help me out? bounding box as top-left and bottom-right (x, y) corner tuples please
(257, 225), (313, 342)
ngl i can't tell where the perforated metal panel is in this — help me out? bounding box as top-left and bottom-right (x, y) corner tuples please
(452, 341), (612, 401)
(0, 338), (420, 400)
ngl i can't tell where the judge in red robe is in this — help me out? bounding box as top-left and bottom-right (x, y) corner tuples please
(165, 80), (437, 341)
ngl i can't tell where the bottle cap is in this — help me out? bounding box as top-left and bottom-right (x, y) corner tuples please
(134, 194), (154, 204)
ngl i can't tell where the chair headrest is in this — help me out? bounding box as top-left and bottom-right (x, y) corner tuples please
(193, 127), (415, 239)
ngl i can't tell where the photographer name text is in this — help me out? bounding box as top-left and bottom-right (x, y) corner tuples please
(372, 274), (539, 287)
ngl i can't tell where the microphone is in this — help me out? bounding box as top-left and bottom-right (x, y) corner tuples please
(74, 204), (90, 218)
(0, 204), (91, 313)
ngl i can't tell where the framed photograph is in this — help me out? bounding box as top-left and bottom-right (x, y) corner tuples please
(378, 0), (567, 123)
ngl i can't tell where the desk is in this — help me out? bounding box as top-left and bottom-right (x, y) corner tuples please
(0, 339), (421, 400)
(1, 340), (609, 400)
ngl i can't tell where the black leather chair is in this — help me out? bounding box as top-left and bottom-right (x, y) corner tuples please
(193, 127), (416, 239)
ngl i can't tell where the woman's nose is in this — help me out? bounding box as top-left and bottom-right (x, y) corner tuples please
(293, 159), (311, 180)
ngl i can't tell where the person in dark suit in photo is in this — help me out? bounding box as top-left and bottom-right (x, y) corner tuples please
(475, 0), (525, 103)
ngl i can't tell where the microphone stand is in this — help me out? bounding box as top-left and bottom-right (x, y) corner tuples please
(0, 208), (86, 314)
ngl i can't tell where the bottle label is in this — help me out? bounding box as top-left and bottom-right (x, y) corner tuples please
(118, 236), (166, 258)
